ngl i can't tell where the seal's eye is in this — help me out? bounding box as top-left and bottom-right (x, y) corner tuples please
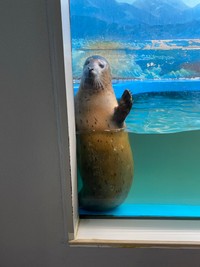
(99, 62), (105, 68)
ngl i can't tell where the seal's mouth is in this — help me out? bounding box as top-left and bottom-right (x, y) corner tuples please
(84, 76), (99, 87)
(82, 73), (106, 91)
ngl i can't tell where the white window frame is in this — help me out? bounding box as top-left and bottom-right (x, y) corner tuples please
(48, 0), (200, 248)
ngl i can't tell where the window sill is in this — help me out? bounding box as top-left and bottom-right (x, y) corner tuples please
(69, 218), (200, 248)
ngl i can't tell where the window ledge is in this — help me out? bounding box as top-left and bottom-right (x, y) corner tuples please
(69, 219), (200, 248)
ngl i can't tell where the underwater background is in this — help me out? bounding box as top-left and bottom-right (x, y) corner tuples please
(67, 0), (200, 217)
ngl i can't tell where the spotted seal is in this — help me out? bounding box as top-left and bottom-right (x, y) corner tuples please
(75, 55), (134, 211)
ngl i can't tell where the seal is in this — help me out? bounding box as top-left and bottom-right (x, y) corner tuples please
(75, 55), (134, 211)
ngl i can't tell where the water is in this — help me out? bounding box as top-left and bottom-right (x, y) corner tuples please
(79, 130), (200, 218)
(74, 80), (200, 134)
(128, 131), (200, 207)
(77, 86), (200, 218)
(127, 91), (200, 133)
(75, 79), (200, 217)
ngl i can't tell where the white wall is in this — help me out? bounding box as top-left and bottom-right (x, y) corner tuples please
(1, 0), (200, 266)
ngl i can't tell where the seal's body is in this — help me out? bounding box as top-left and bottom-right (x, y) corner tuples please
(75, 55), (134, 211)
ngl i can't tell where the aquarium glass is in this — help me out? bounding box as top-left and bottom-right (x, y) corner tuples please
(67, 0), (200, 218)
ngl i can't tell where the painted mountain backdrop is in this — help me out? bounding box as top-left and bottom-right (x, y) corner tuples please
(70, 0), (200, 39)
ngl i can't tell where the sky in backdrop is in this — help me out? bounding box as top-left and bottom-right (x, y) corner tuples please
(116, 0), (200, 7)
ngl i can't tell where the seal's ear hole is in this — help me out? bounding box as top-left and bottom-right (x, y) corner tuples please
(99, 62), (105, 69)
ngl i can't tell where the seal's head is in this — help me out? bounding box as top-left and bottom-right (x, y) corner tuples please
(80, 55), (112, 91)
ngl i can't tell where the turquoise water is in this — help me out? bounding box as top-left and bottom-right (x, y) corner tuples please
(74, 80), (200, 134)
(128, 91), (200, 133)
(79, 130), (200, 218)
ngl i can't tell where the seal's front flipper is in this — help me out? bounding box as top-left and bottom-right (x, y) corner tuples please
(113, 90), (133, 126)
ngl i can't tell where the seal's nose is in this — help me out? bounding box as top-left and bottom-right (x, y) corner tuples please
(87, 66), (95, 77)
(88, 66), (94, 72)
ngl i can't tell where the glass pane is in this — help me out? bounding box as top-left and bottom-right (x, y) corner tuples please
(68, 0), (200, 218)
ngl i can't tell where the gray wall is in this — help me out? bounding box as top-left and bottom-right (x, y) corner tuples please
(1, 0), (200, 266)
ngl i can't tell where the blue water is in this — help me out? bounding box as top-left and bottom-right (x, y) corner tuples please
(80, 204), (200, 218)
(74, 79), (200, 134)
